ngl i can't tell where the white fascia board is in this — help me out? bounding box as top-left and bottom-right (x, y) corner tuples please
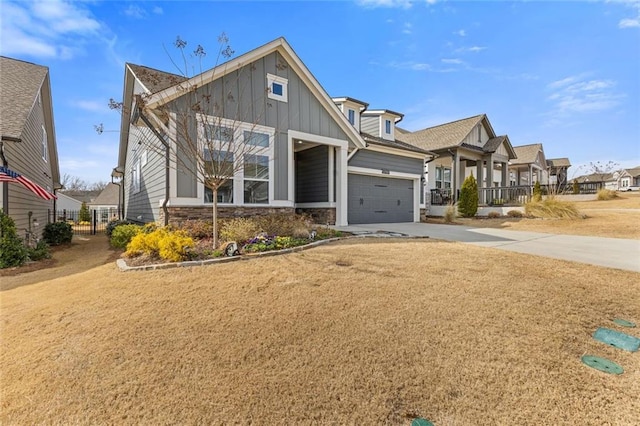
(364, 144), (427, 160)
(348, 166), (421, 180)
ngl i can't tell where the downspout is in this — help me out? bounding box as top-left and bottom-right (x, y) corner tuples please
(137, 110), (170, 227)
(0, 136), (22, 214)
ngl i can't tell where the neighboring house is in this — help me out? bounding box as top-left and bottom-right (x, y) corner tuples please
(509, 143), (548, 185)
(546, 158), (571, 188)
(0, 56), (61, 238)
(88, 183), (121, 223)
(115, 37), (431, 226)
(601, 167), (640, 191)
(397, 114), (517, 206)
(56, 192), (82, 214)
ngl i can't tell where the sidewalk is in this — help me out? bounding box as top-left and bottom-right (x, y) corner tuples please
(334, 222), (640, 273)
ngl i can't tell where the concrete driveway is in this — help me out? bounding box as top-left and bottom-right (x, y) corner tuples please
(334, 222), (640, 273)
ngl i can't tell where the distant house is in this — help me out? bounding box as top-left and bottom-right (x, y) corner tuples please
(509, 143), (548, 185)
(56, 192), (82, 213)
(397, 114), (516, 206)
(115, 37), (431, 226)
(546, 158), (571, 188)
(88, 183), (121, 222)
(0, 56), (61, 238)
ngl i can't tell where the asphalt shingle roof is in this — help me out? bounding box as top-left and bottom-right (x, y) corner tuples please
(511, 143), (544, 165)
(90, 183), (120, 205)
(625, 166), (640, 177)
(127, 63), (187, 94)
(0, 56), (48, 139)
(547, 158), (571, 167)
(361, 132), (432, 155)
(483, 136), (508, 153)
(396, 114), (485, 150)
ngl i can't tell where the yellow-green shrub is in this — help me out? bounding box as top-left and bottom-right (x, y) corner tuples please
(596, 189), (618, 201)
(219, 218), (260, 243)
(110, 224), (143, 249)
(126, 228), (194, 262)
(525, 198), (582, 219)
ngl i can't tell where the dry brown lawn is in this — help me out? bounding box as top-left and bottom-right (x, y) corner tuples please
(451, 192), (640, 239)
(1, 236), (639, 425)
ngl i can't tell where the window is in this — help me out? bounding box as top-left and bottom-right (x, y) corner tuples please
(435, 166), (451, 189)
(203, 149), (234, 203)
(266, 73), (288, 102)
(385, 119), (391, 134)
(141, 149), (148, 167)
(243, 154), (269, 204)
(131, 159), (140, 193)
(348, 109), (355, 125)
(205, 181), (234, 203)
(41, 126), (48, 161)
(244, 130), (269, 147)
(205, 124), (234, 143)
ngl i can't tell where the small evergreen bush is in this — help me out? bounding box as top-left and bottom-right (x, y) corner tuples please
(0, 211), (28, 268)
(532, 181), (542, 202)
(79, 202), (91, 222)
(27, 240), (51, 261)
(42, 222), (73, 246)
(572, 180), (580, 194)
(110, 224), (142, 249)
(458, 175), (478, 218)
(106, 219), (133, 237)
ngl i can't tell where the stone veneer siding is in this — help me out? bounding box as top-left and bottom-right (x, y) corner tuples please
(161, 206), (296, 226)
(295, 207), (336, 225)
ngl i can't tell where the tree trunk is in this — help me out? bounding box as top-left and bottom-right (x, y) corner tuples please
(212, 187), (218, 249)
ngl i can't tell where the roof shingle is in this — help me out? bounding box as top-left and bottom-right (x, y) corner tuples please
(127, 63), (187, 94)
(396, 114), (485, 150)
(511, 143), (544, 165)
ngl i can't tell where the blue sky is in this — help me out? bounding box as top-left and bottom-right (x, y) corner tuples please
(1, 0), (639, 184)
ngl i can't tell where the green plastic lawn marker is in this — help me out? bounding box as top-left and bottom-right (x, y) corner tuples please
(411, 418), (434, 426)
(613, 318), (636, 328)
(593, 327), (640, 352)
(581, 355), (623, 375)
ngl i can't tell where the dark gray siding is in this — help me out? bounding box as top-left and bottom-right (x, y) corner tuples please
(295, 146), (328, 203)
(167, 51), (350, 202)
(361, 116), (378, 136)
(349, 150), (423, 175)
(3, 86), (54, 238)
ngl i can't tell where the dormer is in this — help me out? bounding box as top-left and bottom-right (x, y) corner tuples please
(361, 109), (404, 141)
(333, 97), (368, 132)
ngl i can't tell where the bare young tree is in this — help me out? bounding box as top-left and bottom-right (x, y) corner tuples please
(587, 160), (620, 184)
(60, 174), (88, 191)
(110, 34), (277, 248)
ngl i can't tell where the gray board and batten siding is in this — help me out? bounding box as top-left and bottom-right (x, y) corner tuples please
(295, 145), (329, 203)
(167, 51), (351, 202)
(349, 150), (423, 175)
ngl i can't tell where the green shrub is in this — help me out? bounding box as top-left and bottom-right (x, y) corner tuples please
(0, 211), (28, 268)
(219, 218), (260, 244)
(42, 222), (73, 246)
(596, 189), (618, 201)
(487, 211), (501, 219)
(533, 181), (542, 202)
(507, 210), (524, 218)
(110, 224), (142, 249)
(27, 240), (51, 261)
(106, 219), (133, 237)
(79, 202), (91, 222)
(458, 175), (478, 218)
(126, 228), (195, 262)
(443, 204), (457, 223)
(525, 198), (582, 219)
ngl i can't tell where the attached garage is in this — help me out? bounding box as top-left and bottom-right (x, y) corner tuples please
(348, 173), (414, 224)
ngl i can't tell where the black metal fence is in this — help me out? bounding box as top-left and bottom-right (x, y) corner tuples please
(48, 209), (114, 235)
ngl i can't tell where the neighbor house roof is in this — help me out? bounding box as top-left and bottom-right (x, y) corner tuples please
(90, 183), (120, 206)
(573, 173), (613, 183)
(0, 56), (48, 139)
(483, 136), (509, 153)
(547, 158), (571, 168)
(396, 114), (486, 151)
(126, 63), (187, 94)
(625, 166), (640, 177)
(332, 97), (369, 108)
(59, 190), (101, 204)
(361, 132), (434, 156)
(511, 143), (544, 165)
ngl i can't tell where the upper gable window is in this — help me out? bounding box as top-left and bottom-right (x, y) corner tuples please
(267, 73), (288, 103)
(41, 126), (48, 162)
(348, 109), (355, 125)
(385, 119), (392, 134)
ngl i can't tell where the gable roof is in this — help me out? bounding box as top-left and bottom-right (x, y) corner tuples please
(0, 56), (48, 139)
(624, 166), (640, 177)
(511, 143), (544, 165)
(126, 63), (186, 94)
(397, 114), (487, 151)
(90, 183), (120, 205)
(547, 158), (571, 168)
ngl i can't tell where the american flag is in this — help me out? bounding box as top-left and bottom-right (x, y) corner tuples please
(0, 166), (57, 201)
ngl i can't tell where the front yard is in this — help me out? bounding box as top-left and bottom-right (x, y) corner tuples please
(1, 237), (638, 424)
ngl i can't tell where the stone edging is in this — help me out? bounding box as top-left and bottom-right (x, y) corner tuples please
(116, 234), (429, 272)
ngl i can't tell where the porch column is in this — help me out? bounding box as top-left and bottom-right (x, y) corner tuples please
(487, 155), (494, 188)
(328, 146), (335, 203)
(335, 146), (348, 226)
(501, 162), (508, 186)
(477, 159), (485, 204)
(453, 152), (460, 201)
(528, 165), (533, 183)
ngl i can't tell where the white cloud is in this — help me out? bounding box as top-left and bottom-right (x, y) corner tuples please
(455, 29), (466, 36)
(0, 0), (101, 60)
(123, 5), (147, 19)
(152, 6), (164, 15)
(546, 75), (624, 115)
(441, 58), (464, 65)
(388, 60), (431, 71)
(619, 17), (640, 27)
(357, 0), (413, 8)
(455, 45), (487, 53)
(72, 100), (108, 112)
(403, 22), (413, 34)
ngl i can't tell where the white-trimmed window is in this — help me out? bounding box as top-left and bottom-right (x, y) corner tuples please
(243, 153), (269, 204)
(267, 73), (288, 103)
(385, 119), (392, 134)
(203, 149), (234, 203)
(348, 109), (355, 125)
(41, 126), (48, 161)
(131, 158), (140, 193)
(435, 166), (451, 189)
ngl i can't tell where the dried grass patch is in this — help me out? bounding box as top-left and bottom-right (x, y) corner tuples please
(1, 239), (639, 424)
